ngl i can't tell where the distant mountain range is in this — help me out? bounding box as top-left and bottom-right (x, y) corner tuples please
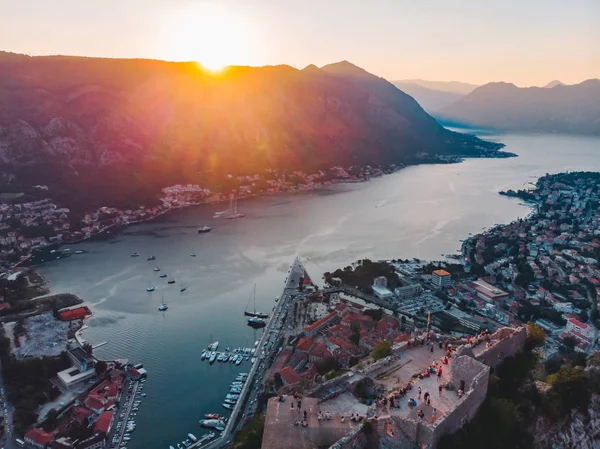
(394, 79), (478, 95)
(0, 52), (501, 210)
(392, 82), (466, 113)
(437, 79), (600, 135)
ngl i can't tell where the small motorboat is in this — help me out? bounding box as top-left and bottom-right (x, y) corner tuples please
(159, 273), (168, 278)
(153, 267), (161, 272)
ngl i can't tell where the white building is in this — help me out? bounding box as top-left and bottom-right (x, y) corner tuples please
(373, 276), (388, 288)
(566, 318), (594, 340)
(431, 270), (451, 289)
(394, 283), (423, 299)
(372, 285), (394, 300)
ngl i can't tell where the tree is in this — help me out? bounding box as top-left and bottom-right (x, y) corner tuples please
(546, 365), (590, 413)
(82, 342), (93, 355)
(363, 309), (383, 321)
(560, 336), (577, 352)
(94, 360), (107, 376)
(316, 357), (340, 375)
(526, 323), (546, 350)
(349, 322), (361, 346)
(273, 372), (283, 388)
(371, 340), (391, 361)
(544, 357), (563, 375)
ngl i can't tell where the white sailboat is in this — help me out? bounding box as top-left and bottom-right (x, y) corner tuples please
(227, 193), (244, 220)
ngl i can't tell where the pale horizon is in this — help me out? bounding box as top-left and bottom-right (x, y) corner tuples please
(2, 0), (599, 87)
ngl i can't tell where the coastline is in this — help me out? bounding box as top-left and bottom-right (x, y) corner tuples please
(19, 148), (519, 269)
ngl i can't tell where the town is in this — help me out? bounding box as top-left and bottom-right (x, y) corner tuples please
(0, 171), (599, 449)
(0, 165), (400, 272)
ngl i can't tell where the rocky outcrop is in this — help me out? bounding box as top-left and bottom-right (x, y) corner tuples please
(534, 396), (600, 449)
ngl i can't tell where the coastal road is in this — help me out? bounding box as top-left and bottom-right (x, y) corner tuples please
(109, 380), (139, 449)
(0, 361), (16, 449)
(193, 256), (305, 449)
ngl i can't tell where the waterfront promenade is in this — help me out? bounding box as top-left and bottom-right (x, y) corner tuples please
(190, 256), (306, 449)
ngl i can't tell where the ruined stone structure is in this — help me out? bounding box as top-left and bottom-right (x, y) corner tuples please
(329, 326), (527, 449)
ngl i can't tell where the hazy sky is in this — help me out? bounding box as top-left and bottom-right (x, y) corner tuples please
(2, 0), (599, 86)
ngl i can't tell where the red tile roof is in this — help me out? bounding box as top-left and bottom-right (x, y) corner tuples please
(309, 342), (331, 360)
(568, 318), (589, 330)
(85, 393), (106, 412)
(58, 306), (90, 321)
(94, 411), (113, 434)
(71, 406), (92, 423)
(25, 428), (53, 446)
(295, 337), (314, 352)
(304, 312), (337, 332)
(279, 366), (301, 385)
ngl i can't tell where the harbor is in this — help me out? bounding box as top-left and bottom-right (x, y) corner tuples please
(33, 131), (599, 449)
(187, 256), (306, 449)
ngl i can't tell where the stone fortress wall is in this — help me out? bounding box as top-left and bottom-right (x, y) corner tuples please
(330, 326), (527, 449)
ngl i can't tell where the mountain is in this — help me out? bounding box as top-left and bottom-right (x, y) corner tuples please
(395, 79), (478, 95)
(438, 79), (600, 135)
(544, 80), (564, 88)
(392, 82), (465, 113)
(0, 53), (502, 210)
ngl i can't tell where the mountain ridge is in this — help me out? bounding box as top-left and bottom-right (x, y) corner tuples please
(438, 78), (600, 135)
(0, 53), (503, 210)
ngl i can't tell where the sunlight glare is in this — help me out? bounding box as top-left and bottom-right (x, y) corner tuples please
(161, 4), (258, 71)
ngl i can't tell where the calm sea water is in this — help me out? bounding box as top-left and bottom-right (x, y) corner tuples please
(37, 131), (600, 448)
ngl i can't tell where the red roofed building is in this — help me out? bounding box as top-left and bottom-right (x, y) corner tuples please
(106, 383), (119, 400)
(94, 411), (114, 435)
(58, 306), (91, 321)
(78, 433), (104, 449)
(295, 337), (314, 352)
(25, 428), (53, 448)
(566, 318), (594, 339)
(279, 366), (302, 386)
(85, 393), (108, 414)
(71, 407), (92, 424)
(304, 312), (338, 337)
(308, 342), (331, 362)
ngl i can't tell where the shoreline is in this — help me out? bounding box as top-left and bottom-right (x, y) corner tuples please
(19, 149), (518, 267)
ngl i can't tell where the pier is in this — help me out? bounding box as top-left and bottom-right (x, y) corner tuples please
(190, 256), (306, 449)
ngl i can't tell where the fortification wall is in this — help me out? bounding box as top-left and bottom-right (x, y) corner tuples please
(328, 424), (367, 449)
(430, 363), (490, 447)
(475, 326), (527, 369)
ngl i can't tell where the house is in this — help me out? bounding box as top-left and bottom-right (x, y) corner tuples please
(24, 428), (53, 448)
(308, 343), (331, 362)
(94, 411), (113, 435)
(85, 393), (108, 414)
(71, 407), (92, 424)
(303, 312), (337, 337)
(566, 318), (594, 339)
(279, 366), (302, 386)
(48, 437), (75, 449)
(295, 337), (314, 352)
(77, 433), (104, 449)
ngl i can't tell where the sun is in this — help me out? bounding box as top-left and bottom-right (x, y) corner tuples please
(162, 4), (258, 71)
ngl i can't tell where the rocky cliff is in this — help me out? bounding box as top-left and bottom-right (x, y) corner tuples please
(534, 396), (600, 449)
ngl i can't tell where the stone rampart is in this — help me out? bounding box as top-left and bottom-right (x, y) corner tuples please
(328, 424), (367, 449)
(431, 361), (489, 447)
(474, 326), (527, 369)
